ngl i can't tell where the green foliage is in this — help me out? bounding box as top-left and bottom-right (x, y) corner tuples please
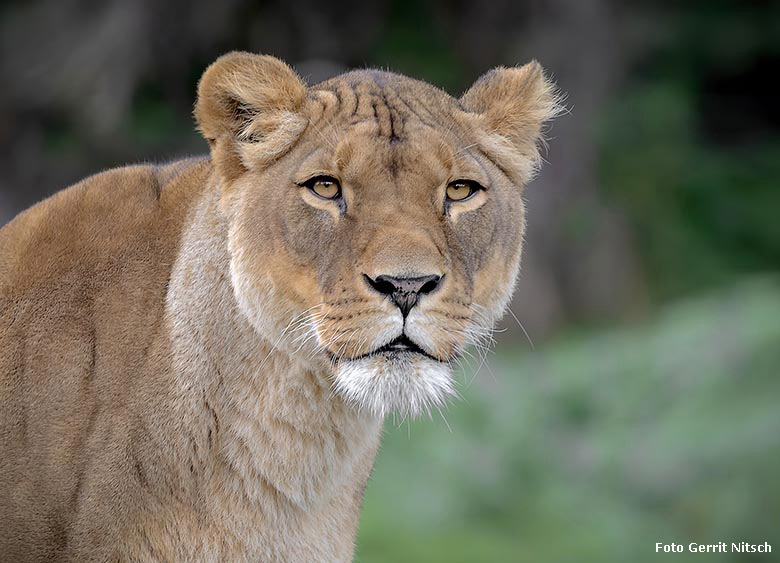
(600, 2), (780, 300)
(602, 80), (780, 299)
(357, 278), (780, 562)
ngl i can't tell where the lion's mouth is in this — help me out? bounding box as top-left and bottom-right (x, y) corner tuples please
(374, 335), (429, 356)
(333, 335), (442, 363)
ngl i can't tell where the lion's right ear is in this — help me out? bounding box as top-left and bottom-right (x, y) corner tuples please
(195, 52), (308, 181)
(460, 62), (562, 183)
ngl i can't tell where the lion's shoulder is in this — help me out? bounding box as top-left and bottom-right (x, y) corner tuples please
(0, 157), (211, 297)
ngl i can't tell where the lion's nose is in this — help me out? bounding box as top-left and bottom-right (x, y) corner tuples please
(364, 273), (443, 317)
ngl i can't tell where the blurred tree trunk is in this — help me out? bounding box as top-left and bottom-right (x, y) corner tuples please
(511, 0), (645, 339)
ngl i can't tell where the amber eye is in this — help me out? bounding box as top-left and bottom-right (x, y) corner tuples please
(302, 176), (341, 200)
(446, 180), (480, 202)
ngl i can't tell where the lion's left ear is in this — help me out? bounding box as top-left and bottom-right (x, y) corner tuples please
(195, 51), (308, 181)
(460, 62), (562, 181)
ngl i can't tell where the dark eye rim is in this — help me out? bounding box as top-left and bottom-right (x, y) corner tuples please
(445, 179), (484, 203)
(297, 175), (343, 200)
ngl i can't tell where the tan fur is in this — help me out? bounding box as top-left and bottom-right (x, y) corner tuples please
(0, 52), (559, 562)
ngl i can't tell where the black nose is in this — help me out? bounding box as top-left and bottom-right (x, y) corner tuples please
(364, 273), (443, 317)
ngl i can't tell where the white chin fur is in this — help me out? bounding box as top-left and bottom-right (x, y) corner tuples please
(332, 353), (456, 418)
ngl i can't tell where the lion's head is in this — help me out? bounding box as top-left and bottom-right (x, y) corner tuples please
(194, 52), (560, 418)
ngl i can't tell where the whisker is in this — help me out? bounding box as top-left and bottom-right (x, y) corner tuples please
(506, 307), (535, 350)
(437, 408), (453, 433)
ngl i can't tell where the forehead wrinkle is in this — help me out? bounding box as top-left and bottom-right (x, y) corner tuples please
(354, 82), (379, 123)
(322, 77), (466, 151)
(350, 85), (403, 145)
(307, 77), (489, 189)
(372, 93), (397, 141)
(348, 78), (445, 145)
(308, 90), (337, 124)
(378, 86), (406, 142)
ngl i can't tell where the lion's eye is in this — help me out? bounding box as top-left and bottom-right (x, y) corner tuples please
(446, 180), (480, 202)
(303, 176), (342, 200)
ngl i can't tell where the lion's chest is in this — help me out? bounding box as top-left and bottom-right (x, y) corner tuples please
(117, 483), (357, 563)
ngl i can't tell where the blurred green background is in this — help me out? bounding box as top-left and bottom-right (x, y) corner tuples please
(1, 1), (778, 561)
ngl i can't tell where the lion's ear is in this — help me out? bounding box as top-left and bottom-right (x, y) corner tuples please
(460, 62), (562, 181)
(195, 52), (308, 180)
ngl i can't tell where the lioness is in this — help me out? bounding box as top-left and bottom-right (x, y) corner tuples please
(0, 52), (559, 562)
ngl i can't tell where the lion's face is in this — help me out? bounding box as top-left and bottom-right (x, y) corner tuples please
(195, 53), (559, 417)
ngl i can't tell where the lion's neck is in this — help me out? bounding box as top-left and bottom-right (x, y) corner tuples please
(158, 187), (381, 516)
